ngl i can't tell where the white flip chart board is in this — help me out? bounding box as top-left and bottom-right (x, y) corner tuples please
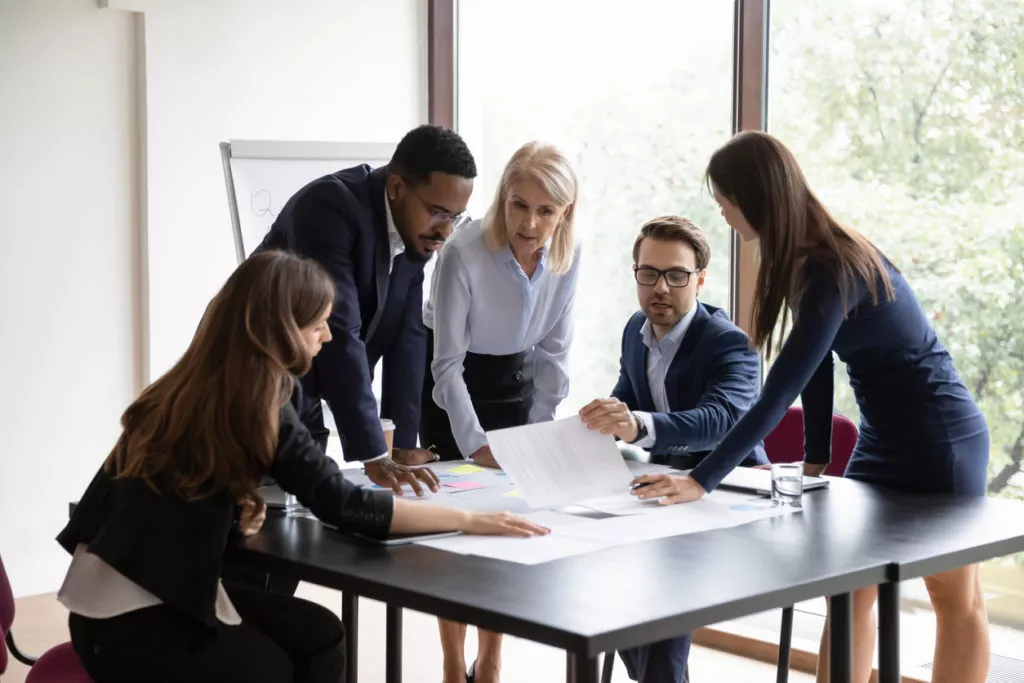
(219, 140), (395, 263)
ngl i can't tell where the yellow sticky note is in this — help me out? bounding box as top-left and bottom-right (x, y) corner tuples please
(451, 464), (485, 474)
(503, 489), (522, 497)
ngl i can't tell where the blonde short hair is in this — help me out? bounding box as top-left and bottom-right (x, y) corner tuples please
(482, 142), (578, 275)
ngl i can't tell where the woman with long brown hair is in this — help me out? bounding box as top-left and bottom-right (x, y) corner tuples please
(631, 131), (990, 683)
(55, 250), (548, 683)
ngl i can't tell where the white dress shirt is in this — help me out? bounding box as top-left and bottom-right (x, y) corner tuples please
(384, 190), (405, 273)
(424, 219), (581, 458)
(633, 305), (699, 448)
(57, 544), (241, 625)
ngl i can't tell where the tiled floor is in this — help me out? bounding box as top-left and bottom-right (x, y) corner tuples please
(3, 583), (814, 683)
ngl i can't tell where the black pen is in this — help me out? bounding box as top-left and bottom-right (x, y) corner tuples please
(630, 481), (653, 491)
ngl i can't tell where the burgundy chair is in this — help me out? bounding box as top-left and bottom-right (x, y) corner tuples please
(764, 405), (858, 683)
(1, 553), (93, 683)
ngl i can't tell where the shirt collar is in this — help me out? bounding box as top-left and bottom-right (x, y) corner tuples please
(384, 190), (405, 258)
(492, 242), (549, 277)
(641, 303), (699, 352)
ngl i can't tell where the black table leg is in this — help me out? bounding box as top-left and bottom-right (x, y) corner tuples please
(567, 651), (598, 683)
(777, 606), (794, 683)
(386, 604), (403, 683)
(829, 593), (853, 683)
(342, 592), (358, 683)
(878, 582), (900, 683)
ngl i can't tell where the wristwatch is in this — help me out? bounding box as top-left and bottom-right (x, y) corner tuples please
(629, 411), (648, 444)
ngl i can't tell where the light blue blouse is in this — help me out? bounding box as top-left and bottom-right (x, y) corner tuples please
(423, 219), (581, 458)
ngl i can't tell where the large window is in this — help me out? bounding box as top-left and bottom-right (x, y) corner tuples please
(769, 0), (1024, 660)
(456, 0), (736, 416)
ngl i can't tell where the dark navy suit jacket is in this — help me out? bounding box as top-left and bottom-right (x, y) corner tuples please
(254, 165), (426, 461)
(612, 302), (767, 468)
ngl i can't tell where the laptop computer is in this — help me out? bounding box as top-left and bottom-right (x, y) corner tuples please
(717, 467), (829, 496)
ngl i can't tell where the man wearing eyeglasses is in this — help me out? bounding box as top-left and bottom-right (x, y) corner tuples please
(254, 124), (476, 494)
(579, 215), (767, 683)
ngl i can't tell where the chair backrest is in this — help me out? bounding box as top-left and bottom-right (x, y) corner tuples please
(762, 406), (805, 464)
(764, 405), (858, 477)
(0, 552), (14, 673)
(828, 412), (858, 476)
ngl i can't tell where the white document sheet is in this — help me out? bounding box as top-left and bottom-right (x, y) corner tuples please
(415, 510), (597, 558)
(576, 492), (665, 516)
(486, 417), (633, 509)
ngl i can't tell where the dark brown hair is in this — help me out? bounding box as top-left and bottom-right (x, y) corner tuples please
(706, 131), (893, 358)
(633, 215), (711, 270)
(105, 250), (336, 502)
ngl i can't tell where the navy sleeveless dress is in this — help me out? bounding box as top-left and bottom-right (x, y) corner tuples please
(690, 255), (990, 496)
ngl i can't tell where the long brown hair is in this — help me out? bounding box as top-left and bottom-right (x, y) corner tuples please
(106, 250), (336, 502)
(706, 131), (894, 358)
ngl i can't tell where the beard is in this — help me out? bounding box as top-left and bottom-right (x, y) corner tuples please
(397, 229), (446, 263)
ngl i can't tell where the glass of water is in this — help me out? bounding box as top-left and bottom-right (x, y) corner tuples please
(284, 493), (313, 518)
(771, 463), (804, 508)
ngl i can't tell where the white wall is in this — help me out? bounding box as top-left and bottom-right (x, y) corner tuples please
(0, 0), (139, 597)
(134, 0), (428, 379)
(0, 0), (427, 597)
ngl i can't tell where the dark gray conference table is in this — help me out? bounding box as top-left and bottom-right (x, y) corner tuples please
(234, 476), (1024, 683)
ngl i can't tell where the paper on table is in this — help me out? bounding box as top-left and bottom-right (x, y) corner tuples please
(487, 417), (632, 509)
(457, 534), (610, 565)
(415, 510), (592, 557)
(577, 491), (664, 516)
(578, 487), (772, 516)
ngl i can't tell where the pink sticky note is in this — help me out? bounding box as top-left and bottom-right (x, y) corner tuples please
(444, 481), (484, 491)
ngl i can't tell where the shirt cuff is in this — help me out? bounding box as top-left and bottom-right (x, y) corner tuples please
(633, 411), (657, 449)
(528, 400), (558, 424)
(361, 452), (390, 463)
(461, 433), (489, 462)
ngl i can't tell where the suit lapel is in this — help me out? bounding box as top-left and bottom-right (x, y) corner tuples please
(664, 303), (710, 406)
(365, 166), (391, 342)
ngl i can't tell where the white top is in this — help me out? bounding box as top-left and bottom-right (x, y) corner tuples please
(633, 305), (699, 449)
(384, 189), (405, 271)
(57, 544), (241, 625)
(424, 219), (581, 458)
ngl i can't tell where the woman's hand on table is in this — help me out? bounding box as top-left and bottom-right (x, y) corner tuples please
(237, 497), (267, 536)
(461, 511), (550, 537)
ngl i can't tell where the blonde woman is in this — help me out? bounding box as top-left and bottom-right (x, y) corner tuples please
(421, 142), (580, 683)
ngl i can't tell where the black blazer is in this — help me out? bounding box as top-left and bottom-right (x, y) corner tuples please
(612, 303), (767, 468)
(56, 383), (393, 627)
(254, 165), (427, 460)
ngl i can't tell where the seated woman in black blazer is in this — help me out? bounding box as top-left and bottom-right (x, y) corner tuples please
(55, 250), (548, 683)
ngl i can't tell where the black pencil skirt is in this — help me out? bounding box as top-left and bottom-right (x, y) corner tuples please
(419, 328), (534, 461)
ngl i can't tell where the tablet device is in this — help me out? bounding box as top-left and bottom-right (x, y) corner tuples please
(321, 523), (462, 546)
(717, 467), (829, 496)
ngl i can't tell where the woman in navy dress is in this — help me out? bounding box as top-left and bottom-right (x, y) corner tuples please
(631, 131), (991, 683)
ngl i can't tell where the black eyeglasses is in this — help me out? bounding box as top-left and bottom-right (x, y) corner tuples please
(633, 265), (700, 288)
(406, 183), (469, 227)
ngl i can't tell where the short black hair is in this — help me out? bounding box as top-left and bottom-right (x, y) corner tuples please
(390, 124), (477, 185)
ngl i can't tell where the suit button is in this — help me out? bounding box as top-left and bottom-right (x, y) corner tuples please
(513, 371), (524, 382)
